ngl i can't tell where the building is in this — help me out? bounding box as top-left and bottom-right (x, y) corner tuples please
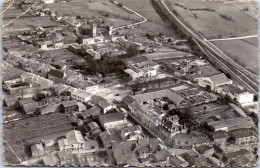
(169, 156), (189, 167)
(20, 72), (54, 89)
(198, 73), (232, 91)
(86, 49), (101, 60)
(87, 96), (113, 113)
(69, 88), (92, 102)
(62, 100), (78, 113)
(58, 130), (86, 151)
(229, 128), (258, 145)
(80, 106), (101, 119)
(43, 154), (59, 166)
(98, 112), (127, 129)
(31, 143), (44, 157)
(208, 131), (230, 147)
(117, 125), (143, 141)
(18, 98), (38, 115)
(48, 69), (65, 83)
(173, 133), (211, 149)
(57, 151), (74, 166)
(99, 131), (112, 148)
(124, 67), (144, 81)
(233, 92), (254, 105)
(206, 117), (255, 132)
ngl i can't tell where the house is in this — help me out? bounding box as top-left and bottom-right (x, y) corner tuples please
(81, 45), (93, 54)
(58, 130), (85, 151)
(53, 41), (64, 49)
(99, 131), (112, 148)
(69, 88), (92, 102)
(43, 154), (59, 166)
(86, 49), (101, 60)
(78, 36), (95, 45)
(57, 151), (74, 166)
(3, 95), (18, 107)
(18, 98), (38, 115)
(123, 56), (149, 66)
(153, 150), (172, 163)
(124, 67), (144, 81)
(118, 125), (143, 141)
(159, 115), (181, 144)
(112, 140), (138, 166)
(84, 140), (99, 150)
(206, 117), (255, 132)
(39, 64), (54, 77)
(98, 112), (127, 129)
(208, 131), (230, 147)
(88, 122), (100, 133)
(182, 150), (199, 165)
(194, 145), (214, 157)
(62, 100), (78, 113)
(39, 103), (63, 115)
(87, 96), (113, 113)
(173, 133), (210, 149)
(169, 156), (189, 167)
(198, 73), (232, 91)
(31, 143), (44, 157)
(20, 72), (54, 89)
(229, 128), (258, 145)
(48, 69), (65, 83)
(233, 91), (254, 105)
(80, 106), (101, 119)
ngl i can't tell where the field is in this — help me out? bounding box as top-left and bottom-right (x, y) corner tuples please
(39, 48), (86, 63)
(165, 0), (258, 74)
(116, 0), (178, 37)
(3, 113), (74, 162)
(212, 39), (259, 73)
(165, 0), (258, 39)
(46, 1), (140, 27)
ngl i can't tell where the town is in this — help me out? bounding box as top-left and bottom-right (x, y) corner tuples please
(2, 0), (258, 167)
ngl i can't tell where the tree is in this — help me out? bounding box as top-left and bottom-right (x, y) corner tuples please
(128, 44), (139, 56)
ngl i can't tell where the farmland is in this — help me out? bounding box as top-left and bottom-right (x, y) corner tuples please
(212, 39), (259, 74)
(3, 113), (74, 161)
(165, 0), (258, 74)
(46, 1), (141, 27)
(116, 0), (179, 37)
(165, 0), (258, 39)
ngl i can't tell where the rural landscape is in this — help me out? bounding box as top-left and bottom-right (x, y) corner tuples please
(2, 0), (259, 167)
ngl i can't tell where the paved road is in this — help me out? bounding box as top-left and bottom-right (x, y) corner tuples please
(157, 0), (258, 96)
(207, 35), (258, 42)
(110, 0), (147, 33)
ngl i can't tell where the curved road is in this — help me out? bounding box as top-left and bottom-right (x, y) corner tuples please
(110, 0), (147, 33)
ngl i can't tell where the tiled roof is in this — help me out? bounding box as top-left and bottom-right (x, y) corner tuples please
(48, 69), (64, 79)
(66, 130), (85, 145)
(208, 73), (230, 86)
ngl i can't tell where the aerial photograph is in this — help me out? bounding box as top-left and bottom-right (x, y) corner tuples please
(2, 0), (259, 166)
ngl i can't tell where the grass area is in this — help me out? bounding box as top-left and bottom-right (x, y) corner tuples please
(116, 0), (178, 37)
(3, 142), (21, 166)
(46, 1), (140, 27)
(3, 113), (74, 162)
(2, 66), (24, 81)
(39, 48), (85, 62)
(212, 39), (258, 74)
(165, 0), (258, 39)
(3, 16), (62, 30)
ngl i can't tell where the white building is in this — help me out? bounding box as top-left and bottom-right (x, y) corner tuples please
(58, 130), (85, 151)
(198, 73), (232, 91)
(69, 88), (92, 102)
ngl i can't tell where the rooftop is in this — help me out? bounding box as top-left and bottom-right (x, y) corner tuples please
(65, 130), (85, 145)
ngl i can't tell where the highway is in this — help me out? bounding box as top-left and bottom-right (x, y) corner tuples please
(157, 0), (258, 96)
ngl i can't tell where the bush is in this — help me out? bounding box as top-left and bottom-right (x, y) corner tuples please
(219, 14), (233, 21)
